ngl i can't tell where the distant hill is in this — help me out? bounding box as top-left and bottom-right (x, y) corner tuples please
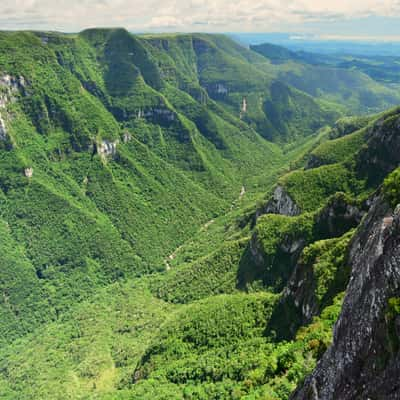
(251, 41), (400, 114)
(233, 33), (400, 56)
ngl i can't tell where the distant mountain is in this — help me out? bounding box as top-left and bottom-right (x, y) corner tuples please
(251, 41), (400, 114)
(232, 32), (400, 56)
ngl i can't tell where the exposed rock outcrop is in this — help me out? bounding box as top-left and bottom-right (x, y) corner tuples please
(259, 185), (301, 218)
(357, 110), (400, 184)
(192, 37), (209, 55)
(313, 193), (366, 238)
(215, 83), (228, 95)
(0, 73), (27, 142)
(203, 82), (229, 98)
(246, 217), (308, 292)
(97, 140), (118, 158)
(123, 131), (132, 143)
(24, 167), (33, 178)
(291, 196), (400, 400)
(267, 193), (366, 338)
(137, 107), (176, 123)
(0, 74), (26, 105)
(0, 115), (7, 141)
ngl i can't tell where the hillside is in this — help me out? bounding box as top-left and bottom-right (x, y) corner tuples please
(0, 29), (399, 400)
(139, 32), (340, 141)
(0, 29), (289, 344)
(251, 42), (400, 114)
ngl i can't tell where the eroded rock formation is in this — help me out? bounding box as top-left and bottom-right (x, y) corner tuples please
(260, 185), (301, 217)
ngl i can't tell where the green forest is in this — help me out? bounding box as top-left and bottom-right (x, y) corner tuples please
(0, 28), (399, 399)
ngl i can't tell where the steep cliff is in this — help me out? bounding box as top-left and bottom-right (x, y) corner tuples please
(261, 185), (301, 217)
(291, 196), (400, 400)
(267, 193), (366, 339)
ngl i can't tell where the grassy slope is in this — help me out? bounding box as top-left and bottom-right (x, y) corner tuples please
(279, 107), (400, 212)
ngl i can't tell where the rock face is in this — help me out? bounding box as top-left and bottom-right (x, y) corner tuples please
(0, 74), (26, 106)
(203, 82), (229, 98)
(123, 131), (132, 143)
(313, 193), (365, 238)
(97, 140), (118, 157)
(261, 185), (301, 217)
(291, 196), (400, 400)
(267, 194), (365, 339)
(215, 83), (228, 95)
(24, 167), (33, 178)
(357, 110), (400, 183)
(137, 107), (176, 123)
(249, 192), (365, 298)
(246, 226), (306, 292)
(0, 73), (26, 141)
(0, 115), (7, 141)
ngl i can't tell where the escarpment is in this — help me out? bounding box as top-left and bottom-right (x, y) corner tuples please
(259, 185), (301, 217)
(267, 193), (366, 338)
(291, 196), (400, 400)
(0, 73), (27, 142)
(246, 192), (364, 295)
(357, 109), (400, 184)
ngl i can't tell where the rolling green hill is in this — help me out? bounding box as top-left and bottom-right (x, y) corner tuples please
(251, 42), (400, 114)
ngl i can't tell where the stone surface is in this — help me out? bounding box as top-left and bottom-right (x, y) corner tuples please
(97, 140), (118, 157)
(24, 167), (33, 178)
(0, 73), (27, 142)
(267, 194), (366, 338)
(261, 185), (301, 217)
(0, 114), (7, 140)
(357, 111), (400, 182)
(137, 107), (176, 122)
(291, 196), (400, 400)
(204, 82), (229, 98)
(123, 131), (132, 143)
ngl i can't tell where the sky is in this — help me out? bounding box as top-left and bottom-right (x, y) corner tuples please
(2, 0), (400, 40)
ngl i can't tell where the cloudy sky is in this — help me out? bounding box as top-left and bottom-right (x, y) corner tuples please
(2, 0), (400, 39)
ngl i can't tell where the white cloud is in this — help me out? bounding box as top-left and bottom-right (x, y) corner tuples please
(1, 0), (400, 32)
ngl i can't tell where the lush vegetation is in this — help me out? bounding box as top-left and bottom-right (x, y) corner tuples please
(0, 29), (289, 342)
(0, 282), (344, 400)
(300, 231), (353, 308)
(251, 41), (400, 115)
(383, 167), (400, 207)
(0, 28), (399, 400)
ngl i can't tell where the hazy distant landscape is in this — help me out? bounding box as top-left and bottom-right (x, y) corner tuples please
(233, 32), (400, 55)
